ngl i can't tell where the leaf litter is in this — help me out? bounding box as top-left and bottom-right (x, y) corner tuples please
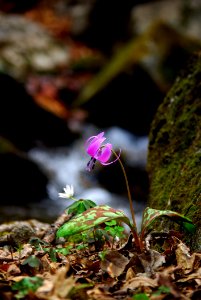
(0, 215), (200, 300)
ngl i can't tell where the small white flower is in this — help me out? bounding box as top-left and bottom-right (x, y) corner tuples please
(58, 184), (74, 199)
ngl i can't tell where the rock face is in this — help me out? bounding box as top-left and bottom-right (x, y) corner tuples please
(146, 52), (201, 250)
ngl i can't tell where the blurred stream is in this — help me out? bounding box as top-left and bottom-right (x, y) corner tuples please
(27, 125), (148, 229)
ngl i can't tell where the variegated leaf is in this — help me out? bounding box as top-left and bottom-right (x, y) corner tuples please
(56, 205), (131, 238)
(140, 207), (195, 239)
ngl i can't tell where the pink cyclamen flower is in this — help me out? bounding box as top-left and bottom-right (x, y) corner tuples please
(85, 132), (121, 171)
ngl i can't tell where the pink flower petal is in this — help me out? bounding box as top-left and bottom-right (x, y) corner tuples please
(101, 149), (121, 165)
(85, 132), (121, 170)
(87, 140), (101, 157)
(85, 132), (105, 149)
(96, 143), (112, 162)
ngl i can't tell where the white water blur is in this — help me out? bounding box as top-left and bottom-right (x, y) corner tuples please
(28, 126), (148, 229)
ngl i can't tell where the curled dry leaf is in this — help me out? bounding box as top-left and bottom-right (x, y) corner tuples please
(40, 254), (62, 273)
(87, 287), (115, 300)
(139, 249), (166, 275)
(36, 266), (75, 299)
(7, 263), (21, 276)
(18, 244), (33, 259)
(100, 250), (129, 278)
(126, 267), (136, 281)
(0, 243), (33, 262)
(175, 240), (201, 274)
(177, 268), (201, 283)
(122, 275), (158, 290)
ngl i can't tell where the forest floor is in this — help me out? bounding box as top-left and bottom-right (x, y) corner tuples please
(0, 213), (200, 300)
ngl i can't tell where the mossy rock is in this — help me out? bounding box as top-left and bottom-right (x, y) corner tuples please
(147, 51), (201, 250)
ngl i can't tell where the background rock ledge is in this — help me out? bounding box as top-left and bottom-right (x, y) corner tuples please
(147, 51), (201, 251)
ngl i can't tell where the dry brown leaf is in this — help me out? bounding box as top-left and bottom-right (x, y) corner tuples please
(175, 240), (200, 274)
(7, 263), (21, 276)
(87, 287), (115, 300)
(156, 273), (184, 299)
(149, 295), (167, 300)
(36, 265), (75, 299)
(40, 254), (60, 273)
(18, 244), (33, 259)
(0, 248), (15, 261)
(177, 267), (201, 283)
(126, 267), (136, 281)
(100, 250), (129, 278)
(34, 278), (54, 298)
(157, 265), (176, 278)
(139, 249), (166, 275)
(0, 243), (33, 262)
(122, 275), (158, 290)
(11, 275), (30, 282)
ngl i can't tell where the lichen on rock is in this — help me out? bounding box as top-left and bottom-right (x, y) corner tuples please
(147, 51), (201, 250)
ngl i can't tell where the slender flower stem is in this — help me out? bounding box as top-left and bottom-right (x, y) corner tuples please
(112, 150), (142, 252)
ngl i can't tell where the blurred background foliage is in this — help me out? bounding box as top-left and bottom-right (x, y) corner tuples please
(0, 0), (201, 222)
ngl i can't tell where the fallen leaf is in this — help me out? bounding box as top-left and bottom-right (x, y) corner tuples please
(139, 249), (165, 275)
(100, 250), (129, 278)
(175, 240), (199, 274)
(177, 267), (201, 283)
(36, 266), (75, 299)
(122, 275), (158, 290)
(87, 287), (115, 300)
(7, 263), (21, 275)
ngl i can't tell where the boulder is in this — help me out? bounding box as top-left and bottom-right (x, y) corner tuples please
(0, 13), (70, 80)
(147, 52), (201, 250)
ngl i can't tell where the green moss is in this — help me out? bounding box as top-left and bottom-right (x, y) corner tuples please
(147, 52), (201, 250)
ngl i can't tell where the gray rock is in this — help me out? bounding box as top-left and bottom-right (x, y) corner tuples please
(0, 13), (70, 80)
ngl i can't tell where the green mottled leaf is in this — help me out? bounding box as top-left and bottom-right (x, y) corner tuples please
(141, 207), (196, 239)
(56, 205), (131, 239)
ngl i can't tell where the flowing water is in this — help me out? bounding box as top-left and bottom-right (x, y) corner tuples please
(27, 125), (148, 229)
